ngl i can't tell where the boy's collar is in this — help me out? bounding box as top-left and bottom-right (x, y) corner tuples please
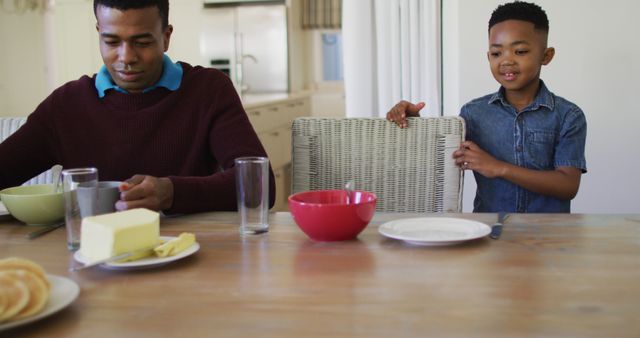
(489, 80), (555, 111)
(94, 54), (183, 98)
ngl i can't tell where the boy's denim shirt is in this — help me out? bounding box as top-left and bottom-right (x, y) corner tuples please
(460, 80), (587, 213)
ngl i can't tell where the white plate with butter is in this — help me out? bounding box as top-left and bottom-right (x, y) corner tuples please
(0, 275), (80, 331)
(73, 236), (200, 270)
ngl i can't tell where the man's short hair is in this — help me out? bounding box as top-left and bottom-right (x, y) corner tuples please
(489, 1), (549, 33)
(93, 0), (170, 29)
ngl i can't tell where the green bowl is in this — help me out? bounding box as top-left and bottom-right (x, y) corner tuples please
(0, 184), (64, 225)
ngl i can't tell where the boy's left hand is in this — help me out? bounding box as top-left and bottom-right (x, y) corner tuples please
(453, 141), (506, 178)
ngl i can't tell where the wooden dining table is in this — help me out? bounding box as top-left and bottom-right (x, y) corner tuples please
(1, 211), (639, 337)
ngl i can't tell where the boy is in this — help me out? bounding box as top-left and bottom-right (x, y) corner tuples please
(386, 1), (587, 213)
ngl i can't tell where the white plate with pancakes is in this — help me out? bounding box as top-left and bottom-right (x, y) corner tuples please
(0, 274), (80, 331)
(73, 236), (200, 270)
(378, 217), (492, 246)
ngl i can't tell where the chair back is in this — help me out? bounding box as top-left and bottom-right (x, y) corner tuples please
(0, 117), (54, 185)
(291, 117), (465, 212)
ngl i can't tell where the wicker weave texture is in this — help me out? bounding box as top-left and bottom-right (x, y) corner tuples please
(0, 117), (53, 185)
(292, 117), (465, 213)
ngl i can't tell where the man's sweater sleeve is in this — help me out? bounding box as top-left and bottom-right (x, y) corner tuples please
(0, 98), (59, 189)
(166, 75), (275, 214)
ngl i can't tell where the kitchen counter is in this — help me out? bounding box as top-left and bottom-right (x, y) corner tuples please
(241, 91), (311, 109)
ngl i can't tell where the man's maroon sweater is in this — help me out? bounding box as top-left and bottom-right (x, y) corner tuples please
(0, 62), (275, 213)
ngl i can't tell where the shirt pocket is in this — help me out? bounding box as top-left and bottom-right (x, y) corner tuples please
(526, 129), (557, 169)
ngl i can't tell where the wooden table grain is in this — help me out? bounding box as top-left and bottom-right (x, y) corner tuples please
(1, 212), (639, 337)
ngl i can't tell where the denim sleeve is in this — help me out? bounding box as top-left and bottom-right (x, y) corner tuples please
(459, 105), (471, 141)
(554, 106), (587, 172)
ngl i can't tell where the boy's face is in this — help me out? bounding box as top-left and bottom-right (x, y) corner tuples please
(488, 20), (554, 98)
(96, 5), (173, 93)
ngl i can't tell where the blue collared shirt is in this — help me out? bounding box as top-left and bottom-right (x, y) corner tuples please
(95, 54), (183, 98)
(459, 81), (587, 213)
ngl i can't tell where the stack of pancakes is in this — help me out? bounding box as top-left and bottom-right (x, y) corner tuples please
(0, 258), (50, 322)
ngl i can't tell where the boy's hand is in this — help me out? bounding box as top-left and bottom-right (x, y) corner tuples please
(453, 141), (506, 178)
(386, 101), (425, 128)
(116, 175), (174, 212)
(453, 142), (582, 200)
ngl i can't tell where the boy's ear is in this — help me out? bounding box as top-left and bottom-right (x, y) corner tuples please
(542, 47), (555, 65)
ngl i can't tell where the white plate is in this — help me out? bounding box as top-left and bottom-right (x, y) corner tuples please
(0, 275), (80, 331)
(73, 236), (200, 270)
(378, 217), (491, 246)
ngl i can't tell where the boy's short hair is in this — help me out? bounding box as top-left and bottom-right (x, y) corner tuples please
(488, 1), (549, 33)
(93, 0), (170, 29)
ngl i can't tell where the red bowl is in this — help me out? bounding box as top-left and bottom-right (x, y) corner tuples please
(288, 190), (377, 241)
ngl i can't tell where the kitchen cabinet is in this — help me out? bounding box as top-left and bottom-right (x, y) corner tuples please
(244, 94), (310, 211)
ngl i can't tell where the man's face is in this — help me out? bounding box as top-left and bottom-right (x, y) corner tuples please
(488, 20), (553, 97)
(96, 5), (172, 93)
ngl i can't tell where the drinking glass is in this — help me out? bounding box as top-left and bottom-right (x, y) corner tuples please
(235, 157), (269, 234)
(62, 168), (98, 251)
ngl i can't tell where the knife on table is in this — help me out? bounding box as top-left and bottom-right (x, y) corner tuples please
(26, 222), (65, 239)
(490, 212), (509, 240)
(69, 246), (156, 272)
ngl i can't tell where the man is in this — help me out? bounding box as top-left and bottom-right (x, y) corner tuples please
(0, 0), (275, 214)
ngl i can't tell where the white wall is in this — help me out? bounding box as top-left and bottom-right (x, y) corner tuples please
(47, 1), (103, 89)
(0, 9), (48, 116)
(443, 0), (640, 213)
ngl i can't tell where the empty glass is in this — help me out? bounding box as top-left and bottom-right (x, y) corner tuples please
(235, 157), (269, 234)
(62, 168), (98, 251)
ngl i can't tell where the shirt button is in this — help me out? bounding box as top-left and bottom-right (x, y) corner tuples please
(516, 145), (523, 152)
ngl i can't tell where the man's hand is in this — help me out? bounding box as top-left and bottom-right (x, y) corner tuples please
(116, 175), (174, 212)
(385, 101), (425, 128)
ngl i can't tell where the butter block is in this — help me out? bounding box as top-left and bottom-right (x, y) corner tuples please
(154, 233), (196, 257)
(79, 208), (160, 261)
